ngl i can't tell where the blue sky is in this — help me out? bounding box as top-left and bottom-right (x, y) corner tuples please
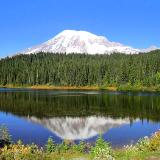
(0, 0), (160, 57)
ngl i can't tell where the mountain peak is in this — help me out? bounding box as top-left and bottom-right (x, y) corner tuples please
(22, 30), (141, 55)
(57, 30), (104, 37)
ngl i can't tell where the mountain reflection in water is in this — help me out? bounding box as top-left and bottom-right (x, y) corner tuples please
(0, 89), (160, 146)
(26, 116), (131, 140)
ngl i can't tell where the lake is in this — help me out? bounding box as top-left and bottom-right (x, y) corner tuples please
(0, 88), (160, 147)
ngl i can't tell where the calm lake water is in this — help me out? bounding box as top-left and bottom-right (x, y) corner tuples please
(0, 88), (160, 147)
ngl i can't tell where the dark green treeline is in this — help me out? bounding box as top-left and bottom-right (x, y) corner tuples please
(1, 50), (160, 86)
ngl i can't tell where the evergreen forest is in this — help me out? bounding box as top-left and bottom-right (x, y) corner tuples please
(0, 50), (160, 87)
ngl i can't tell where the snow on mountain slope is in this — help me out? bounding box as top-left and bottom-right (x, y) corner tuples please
(141, 46), (159, 53)
(22, 30), (140, 55)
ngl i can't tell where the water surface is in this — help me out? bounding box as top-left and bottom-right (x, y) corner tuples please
(0, 88), (160, 147)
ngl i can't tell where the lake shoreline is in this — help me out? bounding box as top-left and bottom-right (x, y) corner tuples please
(0, 85), (116, 91)
(0, 130), (160, 159)
(0, 84), (160, 92)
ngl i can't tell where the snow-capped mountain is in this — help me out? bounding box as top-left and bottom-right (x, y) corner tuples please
(141, 46), (159, 53)
(26, 116), (131, 140)
(22, 30), (141, 55)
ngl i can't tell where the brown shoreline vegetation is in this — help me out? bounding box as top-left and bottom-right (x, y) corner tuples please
(0, 84), (117, 91)
(1, 84), (160, 92)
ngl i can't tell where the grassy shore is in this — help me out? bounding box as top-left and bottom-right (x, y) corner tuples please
(0, 84), (117, 91)
(1, 128), (160, 160)
(1, 84), (160, 92)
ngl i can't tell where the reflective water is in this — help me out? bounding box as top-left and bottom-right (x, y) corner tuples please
(0, 88), (160, 147)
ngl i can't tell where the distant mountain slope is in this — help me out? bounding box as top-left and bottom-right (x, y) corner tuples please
(22, 30), (142, 54)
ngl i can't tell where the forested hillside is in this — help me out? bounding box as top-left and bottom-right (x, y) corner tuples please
(0, 51), (160, 87)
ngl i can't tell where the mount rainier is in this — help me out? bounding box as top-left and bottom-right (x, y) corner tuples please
(22, 30), (158, 55)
